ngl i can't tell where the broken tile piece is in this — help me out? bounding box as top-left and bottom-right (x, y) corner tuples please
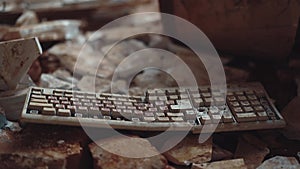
(192, 158), (247, 169)
(257, 156), (300, 169)
(89, 136), (168, 169)
(0, 37), (42, 90)
(234, 134), (270, 169)
(163, 135), (212, 165)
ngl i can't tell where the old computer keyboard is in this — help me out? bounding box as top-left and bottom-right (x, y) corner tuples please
(20, 82), (285, 133)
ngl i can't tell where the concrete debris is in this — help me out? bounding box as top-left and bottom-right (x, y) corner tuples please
(40, 74), (75, 89)
(129, 86), (145, 96)
(39, 52), (61, 73)
(257, 156), (300, 169)
(15, 10), (39, 27)
(101, 39), (147, 62)
(212, 144), (233, 161)
(133, 69), (177, 89)
(48, 42), (114, 78)
(163, 135), (212, 165)
(234, 134), (270, 169)
(52, 69), (78, 84)
(3, 20), (82, 42)
(89, 136), (168, 169)
(111, 80), (128, 94)
(0, 124), (88, 169)
(77, 76), (110, 93)
(192, 158), (247, 169)
(97, 25), (162, 45)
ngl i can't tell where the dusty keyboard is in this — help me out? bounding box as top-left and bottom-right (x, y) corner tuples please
(20, 82), (285, 133)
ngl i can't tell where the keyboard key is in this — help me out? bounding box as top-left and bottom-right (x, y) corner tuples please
(176, 99), (193, 109)
(240, 101), (250, 106)
(227, 96), (236, 101)
(157, 117), (170, 122)
(230, 101), (240, 107)
(167, 112), (184, 117)
(57, 109), (71, 117)
(256, 111), (269, 121)
(222, 113), (234, 123)
(31, 94), (46, 99)
(235, 112), (257, 122)
(42, 107), (56, 116)
(170, 117), (184, 122)
(198, 114), (211, 124)
(233, 107), (244, 113)
(29, 110), (39, 114)
(29, 102), (53, 111)
(144, 116), (155, 122)
(30, 98), (48, 103)
(185, 110), (197, 120)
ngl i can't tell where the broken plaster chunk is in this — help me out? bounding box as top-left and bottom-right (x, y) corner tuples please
(0, 37), (42, 90)
(192, 158), (247, 169)
(257, 156), (300, 169)
(163, 135), (212, 165)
